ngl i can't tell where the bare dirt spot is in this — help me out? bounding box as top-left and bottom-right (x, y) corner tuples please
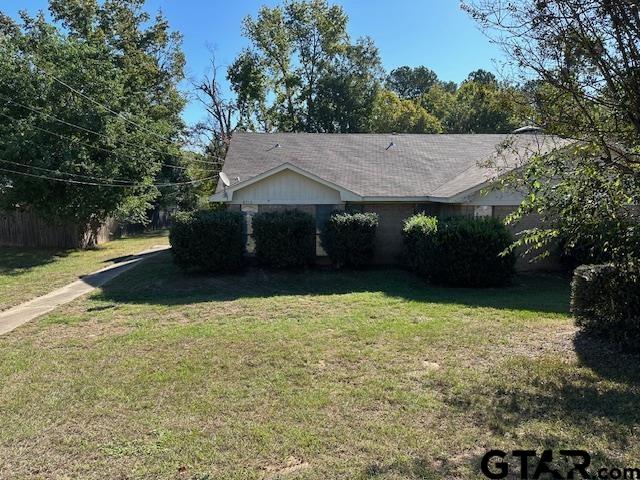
(264, 457), (310, 478)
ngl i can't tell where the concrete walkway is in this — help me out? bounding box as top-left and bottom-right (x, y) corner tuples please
(0, 245), (170, 336)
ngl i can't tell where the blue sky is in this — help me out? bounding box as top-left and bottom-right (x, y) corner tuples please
(4, 0), (503, 126)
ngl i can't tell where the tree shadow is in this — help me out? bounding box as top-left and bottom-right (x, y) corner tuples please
(92, 250), (570, 314)
(0, 246), (70, 276)
(573, 330), (640, 386)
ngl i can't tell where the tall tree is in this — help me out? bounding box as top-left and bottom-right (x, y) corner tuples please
(386, 66), (439, 99)
(464, 0), (640, 265)
(228, 0), (382, 132)
(0, 0), (186, 242)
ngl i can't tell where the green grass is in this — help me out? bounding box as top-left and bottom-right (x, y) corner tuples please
(0, 231), (169, 310)
(1, 253), (639, 479)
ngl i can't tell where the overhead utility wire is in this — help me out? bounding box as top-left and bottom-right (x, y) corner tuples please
(0, 166), (216, 188)
(0, 110), (190, 171)
(4, 52), (227, 166)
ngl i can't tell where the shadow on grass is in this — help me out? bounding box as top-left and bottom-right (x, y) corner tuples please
(574, 330), (640, 386)
(438, 332), (640, 478)
(0, 247), (70, 276)
(92, 250), (571, 314)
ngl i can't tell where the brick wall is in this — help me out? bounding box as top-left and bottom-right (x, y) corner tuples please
(361, 203), (416, 264)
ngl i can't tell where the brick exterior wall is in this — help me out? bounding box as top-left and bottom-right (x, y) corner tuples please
(361, 203), (416, 264)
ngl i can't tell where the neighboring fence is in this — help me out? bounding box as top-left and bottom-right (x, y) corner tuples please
(116, 208), (175, 236)
(0, 210), (118, 249)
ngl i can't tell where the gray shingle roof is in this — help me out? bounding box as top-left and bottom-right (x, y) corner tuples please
(218, 132), (567, 199)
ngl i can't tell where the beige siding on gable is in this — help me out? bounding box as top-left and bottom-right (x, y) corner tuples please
(231, 170), (343, 205)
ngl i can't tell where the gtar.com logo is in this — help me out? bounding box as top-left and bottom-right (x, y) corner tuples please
(481, 449), (640, 479)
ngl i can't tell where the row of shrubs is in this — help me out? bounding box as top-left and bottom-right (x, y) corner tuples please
(170, 209), (380, 272)
(403, 213), (515, 287)
(170, 208), (516, 287)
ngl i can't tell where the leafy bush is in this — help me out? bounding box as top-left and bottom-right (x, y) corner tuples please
(402, 214), (516, 287)
(571, 264), (640, 351)
(321, 211), (379, 268)
(401, 213), (438, 277)
(252, 210), (316, 268)
(170, 210), (245, 272)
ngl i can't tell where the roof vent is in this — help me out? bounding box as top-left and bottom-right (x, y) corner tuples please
(266, 143), (280, 152)
(386, 141), (395, 150)
(512, 125), (543, 134)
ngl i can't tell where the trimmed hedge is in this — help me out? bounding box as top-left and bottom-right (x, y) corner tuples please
(170, 210), (245, 272)
(571, 264), (640, 351)
(402, 214), (516, 287)
(321, 211), (379, 268)
(252, 210), (316, 268)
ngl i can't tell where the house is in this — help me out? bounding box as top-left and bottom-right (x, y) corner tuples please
(211, 132), (567, 269)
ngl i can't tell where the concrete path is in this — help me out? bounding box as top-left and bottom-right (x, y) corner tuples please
(0, 245), (170, 336)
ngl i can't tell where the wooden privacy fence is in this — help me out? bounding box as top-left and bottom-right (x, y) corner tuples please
(0, 210), (117, 249)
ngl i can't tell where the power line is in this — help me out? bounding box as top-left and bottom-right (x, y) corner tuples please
(0, 158), (139, 184)
(34, 64), (177, 146)
(0, 94), (186, 161)
(0, 110), (190, 172)
(3, 52), (229, 166)
(0, 166), (217, 188)
(1, 95), (226, 167)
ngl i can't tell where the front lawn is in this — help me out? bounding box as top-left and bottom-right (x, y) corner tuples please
(0, 231), (168, 310)
(1, 252), (639, 479)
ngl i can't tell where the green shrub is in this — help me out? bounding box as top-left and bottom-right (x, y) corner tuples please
(571, 264), (640, 351)
(402, 215), (516, 287)
(321, 211), (379, 268)
(402, 213), (439, 277)
(252, 210), (316, 268)
(169, 210), (245, 273)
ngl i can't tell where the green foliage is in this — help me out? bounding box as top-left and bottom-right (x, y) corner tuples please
(0, 1), (186, 238)
(386, 66), (440, 99)
(571, 264), (640, 351)
(321, 211), (379, 268)
(252, 210), (316, 268)
(228, 0), (382, 133)
(403, 215), (516, 287)
(438, 79), (528, 134)
(503, 143), (640, 267)
(226, 0), (528, 135)
(464, 0), (640, 268)
(370, 89), (442, 133)
(401, 213), (439, 277)
(169, 210), (245, 273)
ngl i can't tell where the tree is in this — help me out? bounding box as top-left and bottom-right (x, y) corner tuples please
(444, 79), (528, 133)
(313, 38), (383, 132)
(386, 66), (439, 99)
(0, 1), (186, 243)
(228, 0), (382, 132)
(369, 90), (442, 133)
(193, 55), (239, 198)
(464, 0), (640, 265)
(465, 68), (497, 85)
